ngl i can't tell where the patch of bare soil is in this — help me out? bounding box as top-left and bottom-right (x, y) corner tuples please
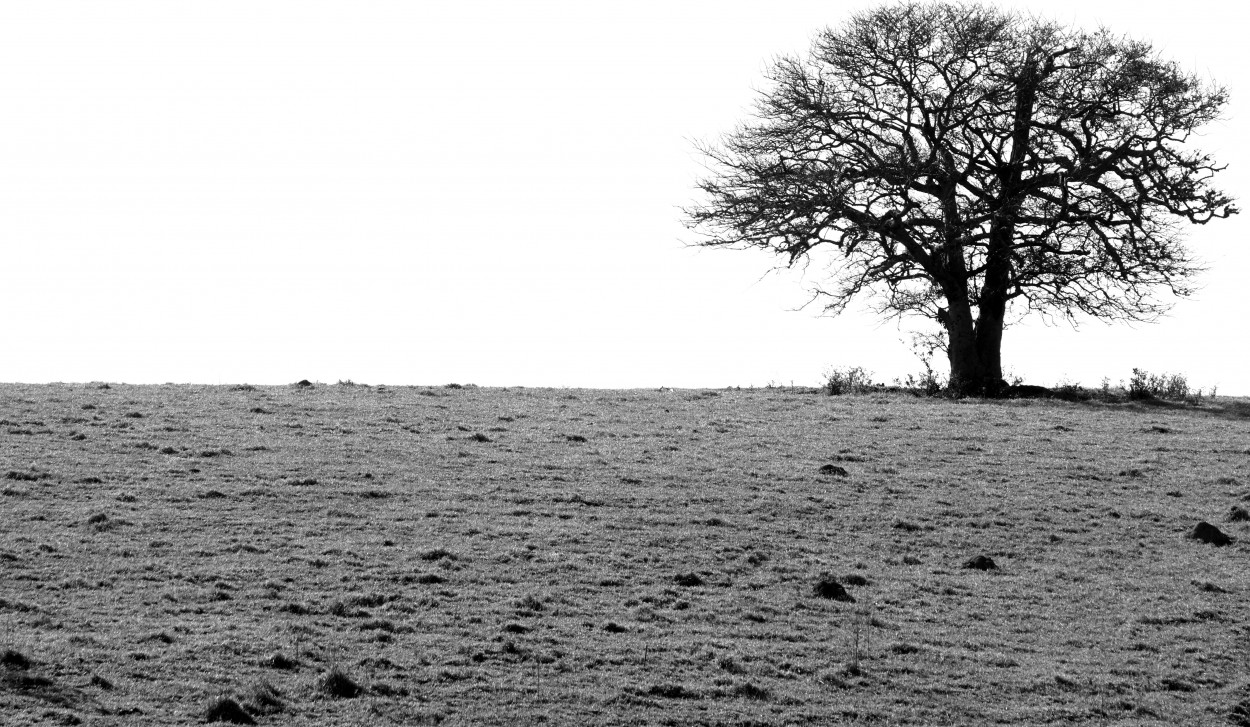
(0, 383), (1247, 725)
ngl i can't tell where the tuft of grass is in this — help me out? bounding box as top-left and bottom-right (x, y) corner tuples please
(733, 681), (770, 700)
(244, 679), (284, 715)
(327, 600), (368, 618)
(259, 653), (298, 670)
(1231, 697), (1250, 727)
(515, 594), (545, 613)
(90, 674), (113, 690)
(349, 592), (391, 607)
(403, 573), (445, 585)
(317, 665), (361, 699)
(645, 683), (701, 699)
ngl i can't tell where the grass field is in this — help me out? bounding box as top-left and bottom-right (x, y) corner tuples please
(1, 383), (1248, 725)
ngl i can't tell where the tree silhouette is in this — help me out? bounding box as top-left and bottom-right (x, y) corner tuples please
(687, 2), (1236, 395)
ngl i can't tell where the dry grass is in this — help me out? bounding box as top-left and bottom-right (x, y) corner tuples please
(0, 383), (1247, 725)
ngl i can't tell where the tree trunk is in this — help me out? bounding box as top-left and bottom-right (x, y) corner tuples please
(974, 251), (1010, 395)
(944, 292), (1009, 397)
(973, 300), (1006, 395)
(942, 296), (988, 396)
(954, 51), (1035, 397)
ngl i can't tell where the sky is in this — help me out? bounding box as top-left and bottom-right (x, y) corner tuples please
(1, 1), (1247, 392)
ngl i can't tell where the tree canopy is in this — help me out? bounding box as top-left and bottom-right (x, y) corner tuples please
(687, 2), (1236, 395)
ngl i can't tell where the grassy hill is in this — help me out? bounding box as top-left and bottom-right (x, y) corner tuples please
(1, 383), (1247, 725)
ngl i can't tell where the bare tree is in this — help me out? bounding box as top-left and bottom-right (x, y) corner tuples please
(687, 2), (1236, 395)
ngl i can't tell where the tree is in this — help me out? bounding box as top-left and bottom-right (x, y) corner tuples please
(687, 2), (1236, 396)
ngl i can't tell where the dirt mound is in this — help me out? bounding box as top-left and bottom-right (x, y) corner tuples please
(205, 695), (255, 724)
(1231, 697), (1250, 727)
(812, 575), (855, 602)
(964, 555), (997, 570)
(674, 572), (704, 587)
(1, 649), (30, 670)
(1228, 506), (1249, 523)
(819, 464), (849, 477)
(1189, 521), (1232, 546)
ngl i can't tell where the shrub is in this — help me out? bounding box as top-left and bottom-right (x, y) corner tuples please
(895, 332), (948, 396)
(823, 366), (875, 396)
(1051, 377), (1089, 401)
(899, 368), (945, 397)
(1128, 368), (1210, 403)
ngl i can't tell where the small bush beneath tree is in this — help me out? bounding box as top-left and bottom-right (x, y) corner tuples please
(823, 366), (875, 395)
(1128, 368), (1213, 403)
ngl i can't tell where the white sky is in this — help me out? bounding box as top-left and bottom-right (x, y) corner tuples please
(1, 1), (1247, 392)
